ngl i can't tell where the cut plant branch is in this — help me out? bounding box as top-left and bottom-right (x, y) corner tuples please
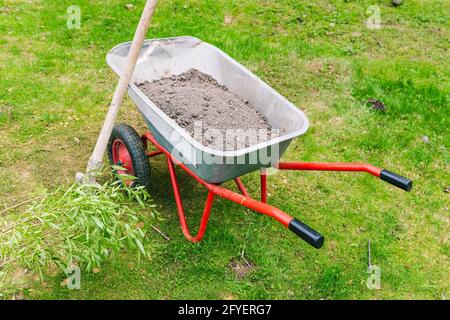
(149, 223), (170, 241)
(0, 180), (159, 295)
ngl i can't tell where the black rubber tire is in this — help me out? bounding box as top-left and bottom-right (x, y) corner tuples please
(108, 124), (151, 191)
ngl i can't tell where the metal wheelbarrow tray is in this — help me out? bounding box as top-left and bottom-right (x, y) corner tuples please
(107, 36), (309, 184)
(106, 36), (413, 249)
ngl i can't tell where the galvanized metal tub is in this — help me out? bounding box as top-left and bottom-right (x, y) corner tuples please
(106, 36), (309, 183)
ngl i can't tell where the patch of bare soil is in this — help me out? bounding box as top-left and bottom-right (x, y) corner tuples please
(229, 257), (254, 280)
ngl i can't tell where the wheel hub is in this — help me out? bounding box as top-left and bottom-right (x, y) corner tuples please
(111, 139), (135, 185)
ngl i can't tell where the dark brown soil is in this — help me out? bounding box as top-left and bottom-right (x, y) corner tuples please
(136, 69), (272, 151)
(367, 98), (386, 112)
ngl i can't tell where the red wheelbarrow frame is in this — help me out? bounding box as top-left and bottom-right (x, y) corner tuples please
(141, 132), (412, 249)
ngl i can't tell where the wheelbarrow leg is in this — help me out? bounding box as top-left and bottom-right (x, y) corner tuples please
(234, 178), (249, 197)
(260, 168), (268, 203)
(166, 157), (215, 242)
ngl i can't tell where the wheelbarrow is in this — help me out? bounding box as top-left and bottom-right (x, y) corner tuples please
(106, 36), (413, 249)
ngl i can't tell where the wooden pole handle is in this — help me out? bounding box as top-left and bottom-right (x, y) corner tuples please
(84, 0), (158, 178)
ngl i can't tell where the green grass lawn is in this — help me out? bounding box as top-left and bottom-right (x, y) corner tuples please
(1, 0), (449, 299)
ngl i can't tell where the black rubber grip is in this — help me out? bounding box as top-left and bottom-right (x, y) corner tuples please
(380, 169), (413, 191)
(288, 219), (324, 249)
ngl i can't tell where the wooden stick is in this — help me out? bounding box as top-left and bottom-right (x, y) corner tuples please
(83, 0), (158, 181)
(241, 245), (252, 267)
(149, 224), (171, 241)
(0, 198), (38, 216)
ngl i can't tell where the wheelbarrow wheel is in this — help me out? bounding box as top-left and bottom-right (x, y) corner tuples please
(108, 124), (151, 191)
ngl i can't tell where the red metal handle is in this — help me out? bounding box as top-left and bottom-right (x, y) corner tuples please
(277, 162), (382, 176)
(276, 162), (412, 191)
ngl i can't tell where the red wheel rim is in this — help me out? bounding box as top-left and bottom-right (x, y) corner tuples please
(111, 139), (135, 186)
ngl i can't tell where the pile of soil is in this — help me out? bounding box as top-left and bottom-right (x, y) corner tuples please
(136, 69), (272, 151)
